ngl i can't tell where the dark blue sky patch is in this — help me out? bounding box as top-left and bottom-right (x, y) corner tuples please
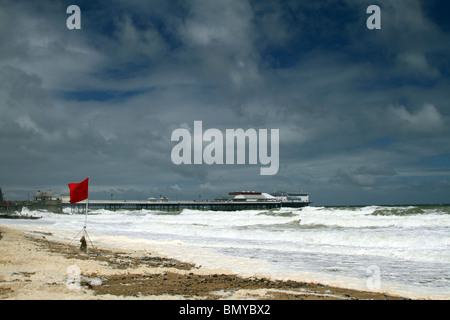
(369, 137), (395, 148)
(422, 0), (450, 32)
(59, 89), (148, 102)
(412, 154), (450, 169)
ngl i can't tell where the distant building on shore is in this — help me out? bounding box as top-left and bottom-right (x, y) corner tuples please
(0, 189), (63, 214)
(34, 190), (59, 201)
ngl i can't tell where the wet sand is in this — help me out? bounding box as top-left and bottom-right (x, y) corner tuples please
(0, 226), (408, 300)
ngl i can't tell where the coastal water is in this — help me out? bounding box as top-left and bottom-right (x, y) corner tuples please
(2, 205), (450, 299)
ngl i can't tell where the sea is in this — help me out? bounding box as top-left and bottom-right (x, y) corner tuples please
(2, 204), (450, 299)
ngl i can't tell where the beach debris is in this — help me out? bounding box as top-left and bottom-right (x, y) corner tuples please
(80, 235), (87, 252)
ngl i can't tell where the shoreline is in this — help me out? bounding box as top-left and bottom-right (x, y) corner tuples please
(0, 225), (409, 300)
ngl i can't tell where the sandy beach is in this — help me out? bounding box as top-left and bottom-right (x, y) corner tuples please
(0, 225), (409, 300)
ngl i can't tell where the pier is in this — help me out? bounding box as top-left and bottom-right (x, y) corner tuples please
(63, 200), (282, 212)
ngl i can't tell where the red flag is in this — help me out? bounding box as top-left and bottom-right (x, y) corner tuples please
(68, 177), (89, 204)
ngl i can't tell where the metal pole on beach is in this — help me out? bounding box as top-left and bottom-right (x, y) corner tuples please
(85, 177), (89, 228)
(83, 177), (94, 252)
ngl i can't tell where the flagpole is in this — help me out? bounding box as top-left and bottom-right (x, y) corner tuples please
(82, 177), (94, 253)
(84, 176), (89, 228)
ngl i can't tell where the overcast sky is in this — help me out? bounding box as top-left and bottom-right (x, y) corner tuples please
(1, 0), (449, 205)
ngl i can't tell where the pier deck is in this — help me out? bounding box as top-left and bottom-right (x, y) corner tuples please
(63, 200), (281, 212)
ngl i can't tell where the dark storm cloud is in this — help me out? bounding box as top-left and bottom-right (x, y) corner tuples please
(0, 0), (449, 204)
